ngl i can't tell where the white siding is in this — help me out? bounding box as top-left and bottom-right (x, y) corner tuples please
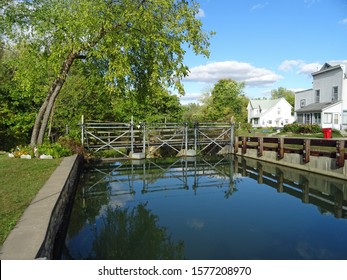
(295, 89), (313, 116)
(313, 68), (343, 103)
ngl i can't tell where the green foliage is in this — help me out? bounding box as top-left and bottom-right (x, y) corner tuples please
(37, 143), (71, 158)
(271, 87), (295, 108)
(0, 45), (40, 150)
(1, 0), (212, 145)
(282, 123), (322, 134)
(93, 149), (127, 158)
(189, 79), (249, 123)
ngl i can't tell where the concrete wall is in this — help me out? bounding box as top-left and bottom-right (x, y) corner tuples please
(235, 149), (347, 181)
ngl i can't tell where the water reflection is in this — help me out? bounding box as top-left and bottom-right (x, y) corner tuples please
(60, 156), (347, 260)
(91, 204), (184, 260)
(237, 157), (347, 219)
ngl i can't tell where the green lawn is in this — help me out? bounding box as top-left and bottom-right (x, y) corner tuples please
(0, 154), (62, 246)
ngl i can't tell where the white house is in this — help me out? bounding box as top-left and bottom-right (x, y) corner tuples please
(295, 62), (347, 130)
(247, 98), (294, 128)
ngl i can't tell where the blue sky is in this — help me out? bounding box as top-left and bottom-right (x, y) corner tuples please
(179, 0), (347, 104)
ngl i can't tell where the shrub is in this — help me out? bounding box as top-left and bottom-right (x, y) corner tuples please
(282, 123), (321, 134)
(57, 136), (85, 154)
(37, 143), (71, 158)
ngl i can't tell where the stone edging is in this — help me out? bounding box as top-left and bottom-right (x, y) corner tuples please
(0, 154), (83, 260)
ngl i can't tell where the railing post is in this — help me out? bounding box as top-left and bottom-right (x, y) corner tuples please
(258, 137), (263, 157)
(303, 139), (310, 163)
(142, 122), (146, 154)
(130, 116), (134, 155)
(194, 122), (199, 152)
(234, 136), (239, 153)
(81, 115), (84, 146)
(185, 122), (188, 152)
(230, 123), (234, 151)
(277, 137), (284, 160)
(242, 136), (247, 154)
(336, 140), (345, 168)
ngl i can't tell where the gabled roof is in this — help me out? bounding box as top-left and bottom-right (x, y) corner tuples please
(320, 63), (332, 71)
(296, 101), (342, 113)
(312, 62), (345, 76)
(248, 98), (287, 111)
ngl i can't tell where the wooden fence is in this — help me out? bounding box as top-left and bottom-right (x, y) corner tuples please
(235, 136), (346, 168)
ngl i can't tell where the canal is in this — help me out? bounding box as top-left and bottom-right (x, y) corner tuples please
(58, 156), (347, 260)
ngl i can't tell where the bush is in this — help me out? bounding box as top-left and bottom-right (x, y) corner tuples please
(57, 136), (85, 154)
(37, 143), (71, 158)
(282, 123), (321, 134)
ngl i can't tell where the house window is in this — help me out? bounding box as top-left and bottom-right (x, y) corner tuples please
(305, 114), (311, 124)
(253, 118), (259, 125)
(334, 114), (339, 125)
(332, 86), (338, 102)
(313, 113), (321, 124)
(323, 113), (332, 124)
(277, 107), (281, 114)
(315, 90), (320, 103)
(300, 99), (306, 108)
(343, 111), (347, 124)
(268, 120), (272, 125)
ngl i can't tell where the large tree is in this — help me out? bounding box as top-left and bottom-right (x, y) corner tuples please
(205, 79), (249, 123)
(271, 87), (295, 107)
(1, 0), (212, 147)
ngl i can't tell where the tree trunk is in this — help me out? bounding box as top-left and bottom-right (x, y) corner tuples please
(30, 51), (77, 147)
(36, 81), (64, 145)
(30, 96), (50, 147)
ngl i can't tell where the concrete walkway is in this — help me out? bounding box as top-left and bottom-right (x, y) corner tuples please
(0, 155), (78, 260)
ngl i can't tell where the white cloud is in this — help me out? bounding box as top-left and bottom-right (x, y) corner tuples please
(278, 60), (304, 72)
(179, 92), (203, 105)
(298, 62), (322, 74)
(250, 2), (269, 12)
(197, 8), (205, 18)
(279, 60), (321, 75)
(184, 60), (282, 86)
(339, 18), (347, 25)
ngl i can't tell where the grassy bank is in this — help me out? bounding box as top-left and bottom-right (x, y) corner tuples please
(0, 154), (62, 246)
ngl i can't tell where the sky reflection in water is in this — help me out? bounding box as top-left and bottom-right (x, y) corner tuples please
(61, 156), (347, 260)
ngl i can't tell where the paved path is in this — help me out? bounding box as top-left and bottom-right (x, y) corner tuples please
(0, 155), (78, 260)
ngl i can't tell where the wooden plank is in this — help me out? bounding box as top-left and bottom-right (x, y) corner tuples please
(311, 139), (337, 147)
(336, 140), (345, 168)
(284, 138), (304, 145)
(263, 137), (279, 144)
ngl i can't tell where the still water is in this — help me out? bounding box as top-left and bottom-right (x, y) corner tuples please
(59, 156), (347, 260)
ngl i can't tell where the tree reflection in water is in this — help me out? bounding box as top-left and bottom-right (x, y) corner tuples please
(91, 203), (185, 259)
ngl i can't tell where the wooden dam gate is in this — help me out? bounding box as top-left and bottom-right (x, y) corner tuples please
(81, 117), (235, 158)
